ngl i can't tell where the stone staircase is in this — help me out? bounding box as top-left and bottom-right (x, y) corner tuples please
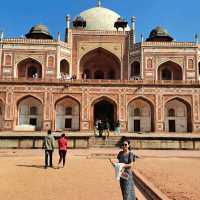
(90, 136), (123, 148)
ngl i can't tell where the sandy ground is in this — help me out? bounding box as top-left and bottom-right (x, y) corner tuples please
(0, 153), (122, 200)
(1, 149), (200, 200)
(135, 157), (200, 200)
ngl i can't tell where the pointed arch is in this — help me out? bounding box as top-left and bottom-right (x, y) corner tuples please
(16, 94), (43, 106)
(55, 95), (80, 131)
(157, 61), (183, 80)
(17, 95), (43, 131)
(79, 47), (121, 80)
(91, 96), (117, 130)
(60, 59), (70, 75)
(165, 97), (192, 132)
(17, 58), (42, 79)
(128, 96), (155, 132)
(130, 61), (140, 77)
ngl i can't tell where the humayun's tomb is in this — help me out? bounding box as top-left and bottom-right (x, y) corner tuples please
(0, 1), (200, 133)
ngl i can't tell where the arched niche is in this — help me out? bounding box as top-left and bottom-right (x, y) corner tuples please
(17, 58), (42, 78)
(164, 98), (192, 132)
(128, 97), (154, 132)
(158, 61), (183, 80)
(80, 47), (121, 80)
(17, 96), (43, 130)
(55, 97), (80, 131)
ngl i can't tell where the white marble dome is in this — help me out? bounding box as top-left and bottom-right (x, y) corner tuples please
(79, 6), (129, 31)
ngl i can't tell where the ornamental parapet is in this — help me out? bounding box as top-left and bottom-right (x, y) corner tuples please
(141, 41), (197, 48)
(0, 38), (69, 48)
(0, 78), (200, 86)
(72, 29), (129, 36)
(131, 41), (198, 52)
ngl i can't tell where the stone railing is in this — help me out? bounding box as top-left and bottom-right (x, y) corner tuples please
(0, 38), (70, 48)
(72, 29), (129, 35)
(131, 41), (198, 52)
(0, 77), (199, 86)
(141, 41), (196, 47)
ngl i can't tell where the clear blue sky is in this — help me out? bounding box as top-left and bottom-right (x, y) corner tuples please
(0, 0), (199, 42)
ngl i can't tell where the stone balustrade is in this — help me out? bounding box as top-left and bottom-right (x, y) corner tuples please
(0, 77), (199, 86)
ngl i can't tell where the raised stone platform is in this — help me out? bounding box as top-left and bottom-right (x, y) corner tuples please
(0, 131), (200, 150)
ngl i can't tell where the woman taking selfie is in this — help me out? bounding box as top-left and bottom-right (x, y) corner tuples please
(116, 139), (136, 200)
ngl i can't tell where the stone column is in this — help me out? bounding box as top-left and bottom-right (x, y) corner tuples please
(155, 94), (165, 132)
(119, 91), (127, 132)
(193, 94), (200, 132)
(4, 88), (14, 130)
(80, 89), (90, 132)
(56, 42), (61, 79)
(43, 90), (53, 131)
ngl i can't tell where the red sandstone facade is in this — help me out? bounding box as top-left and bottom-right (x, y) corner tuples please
(0, 4), (199, 133)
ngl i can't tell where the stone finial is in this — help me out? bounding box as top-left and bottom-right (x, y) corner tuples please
(141, 33), (144, 43)
(0, 31), (4, 41)
(195, 33), (199, 44)
(66, 14), (71, 29)
(131, 16), (136, 30)
(57, 32), (61, 41)
(97, 0), (101, 7)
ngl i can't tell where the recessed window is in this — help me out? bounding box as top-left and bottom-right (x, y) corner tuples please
(134, 108), (141, 116)
(65, 107), (72, 115)
(30, 106), (38, 115)
(168, 109), (175, 117)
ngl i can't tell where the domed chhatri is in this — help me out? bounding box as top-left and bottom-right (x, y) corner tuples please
(79, 6), (129, 31)
(25, 24), (53, 39)
(146, 26), (174, 42)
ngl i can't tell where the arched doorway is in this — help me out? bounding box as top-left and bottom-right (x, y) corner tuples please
(128, 98), (154, 132)
(0, 100), (4, 130)
(93, 98), (117, 130)
(60, 60), (70, 75)
(80, 47), (121, 80)
(130, 61), (140, 77)
(17, 58), (42, 78)
(158, 61), (183, 80)
(165, 98), (192, 132)
(18, 96), (43, 130)
(55, 97), (80, 131)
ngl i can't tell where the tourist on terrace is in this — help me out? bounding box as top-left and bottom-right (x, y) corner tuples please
(98, 119), (103, 137)
(94, 119), (99, 136)
(104, 119), (110, 138)
(115, 120), (121, 134)
(111, 139), (136, 200)
(58, 133), (68, 168)
(43, 130), (55, 169)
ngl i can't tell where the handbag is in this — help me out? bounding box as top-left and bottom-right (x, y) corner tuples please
(120, 171), (129, 180)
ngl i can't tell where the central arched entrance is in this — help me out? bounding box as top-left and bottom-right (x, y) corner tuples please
(80, 47), (121, 80)
(93, 98), (117, 130)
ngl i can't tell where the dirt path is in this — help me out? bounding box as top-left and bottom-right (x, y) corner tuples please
(135, 157), (200, 200)
(0, 155), (122, 200)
